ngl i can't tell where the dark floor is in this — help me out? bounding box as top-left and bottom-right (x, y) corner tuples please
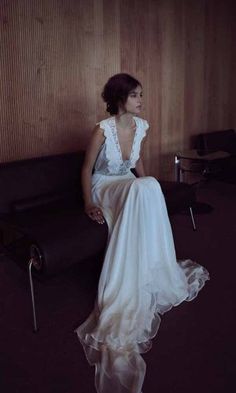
(0, 180), (236, 393)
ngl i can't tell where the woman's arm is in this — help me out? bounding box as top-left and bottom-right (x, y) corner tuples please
(135, 136), (147, 177)
(81, 125), (105, 224)
(135, 158), (146, 177)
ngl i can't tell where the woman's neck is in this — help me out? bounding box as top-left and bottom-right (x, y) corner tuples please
(115, 112), (134, 129)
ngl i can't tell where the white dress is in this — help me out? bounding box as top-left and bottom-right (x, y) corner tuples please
(75, 116), (209, 393)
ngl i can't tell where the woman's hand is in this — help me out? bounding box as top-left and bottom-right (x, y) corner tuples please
(85, 204), (105, 224)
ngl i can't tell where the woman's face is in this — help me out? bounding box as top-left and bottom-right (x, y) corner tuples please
(123, 85), (143, 115)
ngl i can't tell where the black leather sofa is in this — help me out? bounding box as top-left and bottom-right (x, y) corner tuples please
(0, 150), (196, 331)
(0, 151), (108, 276)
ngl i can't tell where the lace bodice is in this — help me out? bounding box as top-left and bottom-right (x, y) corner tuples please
(93, 116), (149, 176)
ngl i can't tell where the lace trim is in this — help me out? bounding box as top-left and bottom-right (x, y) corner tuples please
(99, 118), (122, 174)
(131, 117), (149, 166)
(99, 117), (149, 175)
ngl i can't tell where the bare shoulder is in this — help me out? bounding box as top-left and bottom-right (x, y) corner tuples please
(91, 124), (105, 143)
(83, 125), (105, 169)
(134, 116), (149, 130)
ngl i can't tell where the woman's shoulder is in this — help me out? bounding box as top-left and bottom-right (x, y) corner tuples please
(96, 116), (114, 129)
(95, 117), (114, 139)
(96, 116), (149, 132)
(134, 116), (149, 131)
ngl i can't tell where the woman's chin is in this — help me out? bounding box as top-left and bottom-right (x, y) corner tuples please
(131, 108), (142, 115)
(122, 108), (142, 116)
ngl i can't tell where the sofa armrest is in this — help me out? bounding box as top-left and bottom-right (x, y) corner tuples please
(1, 207), (108, 276)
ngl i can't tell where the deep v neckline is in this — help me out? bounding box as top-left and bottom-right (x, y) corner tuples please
(113, 117), (137, 162)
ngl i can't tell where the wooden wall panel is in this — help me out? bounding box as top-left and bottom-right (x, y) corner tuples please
(0, 0), (236, 179)
(183, 0), (206, 137)
(157, 0), (186, 178)
(204, 0), (233, 131)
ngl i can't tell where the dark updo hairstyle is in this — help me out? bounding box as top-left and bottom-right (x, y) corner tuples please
(102, 73), (142, 115)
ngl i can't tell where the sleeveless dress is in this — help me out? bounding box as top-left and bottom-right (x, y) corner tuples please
(75, 116), (209, 393)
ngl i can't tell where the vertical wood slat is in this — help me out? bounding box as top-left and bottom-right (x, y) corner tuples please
(0, 0), (235, 179)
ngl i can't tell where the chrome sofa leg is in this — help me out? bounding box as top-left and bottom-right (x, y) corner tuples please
(28, 258), (38, 332)
(28, 245), (43, 332)
(189, 206), (196, 231)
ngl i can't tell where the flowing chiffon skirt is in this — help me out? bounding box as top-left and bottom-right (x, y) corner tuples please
(75, 174), (209, 393)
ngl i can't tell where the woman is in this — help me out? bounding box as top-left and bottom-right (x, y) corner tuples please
(75, 73), (209, 393)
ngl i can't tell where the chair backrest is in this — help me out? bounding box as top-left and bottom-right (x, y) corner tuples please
(196, 129), (236, 154)
(0, 151), (85, 215)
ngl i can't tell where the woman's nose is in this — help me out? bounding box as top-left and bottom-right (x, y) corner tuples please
(138, 95), (142, 103)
